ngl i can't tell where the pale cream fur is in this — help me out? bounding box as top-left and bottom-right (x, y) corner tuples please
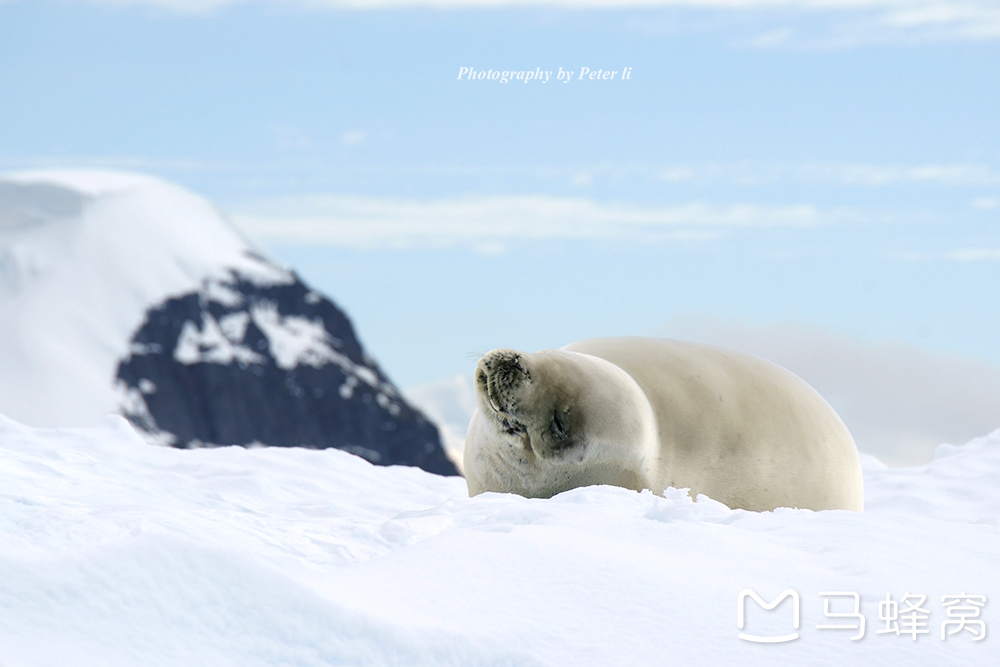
(464, 337), (863, 512)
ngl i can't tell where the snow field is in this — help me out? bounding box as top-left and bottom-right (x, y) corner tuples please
(1, 413), (998, 666)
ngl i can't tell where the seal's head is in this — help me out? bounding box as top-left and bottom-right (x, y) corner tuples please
(464, 347), (657, 498)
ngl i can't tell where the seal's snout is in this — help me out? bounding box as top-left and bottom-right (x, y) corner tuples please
(477, 350), (530, 415)
(476, 350), (534, 441)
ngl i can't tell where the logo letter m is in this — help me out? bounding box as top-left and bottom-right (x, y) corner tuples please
(738, 589), (800, 643)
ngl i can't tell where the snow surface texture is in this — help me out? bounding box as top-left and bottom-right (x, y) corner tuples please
(1, 413), (997, 666)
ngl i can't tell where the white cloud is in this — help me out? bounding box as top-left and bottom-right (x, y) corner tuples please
(658, 161), (1000, 187)
(232, 193), (854, 248)
(750, 27), (794, 47)
(662, 315), (1000, 466)
(66, 1), (1000, 45)
(659, 166), (698, 183)
(0, 155), (244, 173)
(972, 196), (1000, 210)
(892, 246), (1000, 262)
(88, 0), (235, 11)
(473, 240), (507, 254)
(946, 247), (1000, 262)
(74, 1), (1000, 11)
(881, 2), (1000, 39)
(340, 130), (368, 147)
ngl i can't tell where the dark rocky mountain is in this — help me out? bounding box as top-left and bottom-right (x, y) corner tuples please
(0, 170), (454, 475)
(116, 261), (458, 476)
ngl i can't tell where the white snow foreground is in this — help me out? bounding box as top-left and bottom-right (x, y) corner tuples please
(1, 414), (998, 667)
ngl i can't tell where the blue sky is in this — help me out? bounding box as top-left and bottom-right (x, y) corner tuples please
(2, 0), (999, 391)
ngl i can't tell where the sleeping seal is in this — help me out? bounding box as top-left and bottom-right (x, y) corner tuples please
(463, 337), (863, 511)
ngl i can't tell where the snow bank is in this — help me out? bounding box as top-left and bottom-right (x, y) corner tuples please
(1, 413), (998, 666)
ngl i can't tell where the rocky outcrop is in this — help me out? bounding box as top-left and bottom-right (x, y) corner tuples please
(116, 261), (458, 476)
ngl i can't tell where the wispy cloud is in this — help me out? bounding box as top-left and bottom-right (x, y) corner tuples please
(972, 196), (1000, 210)
(8, 156), (997, 190)
(78, 0), (1000, 10)
(0, 154), (266, 174)
(658, 161), (1000, 187)
(61, 1), (1000, 46)
(340, 130), (368, 147)
(232, 193), (856, 249)
(946, 247), (1000, 262)
(738, 2), (1000, 47)
(889, 246), (1000, 262)
(879, 1), (1000, 40)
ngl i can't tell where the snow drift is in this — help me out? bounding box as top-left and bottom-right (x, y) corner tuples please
(0, 412), (997, 666)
